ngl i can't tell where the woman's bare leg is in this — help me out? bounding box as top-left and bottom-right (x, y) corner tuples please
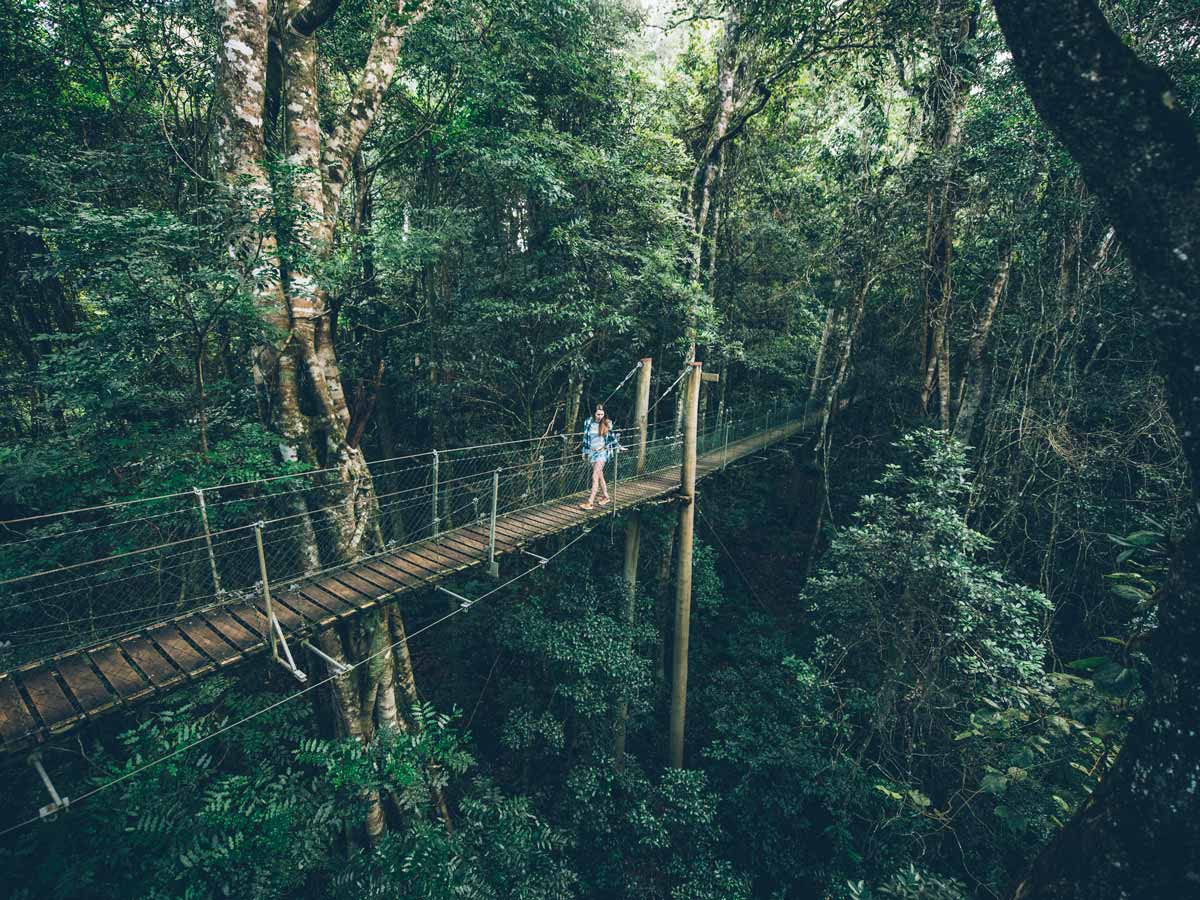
(584, 460), (603, 507)
(598, 467), (609, 502)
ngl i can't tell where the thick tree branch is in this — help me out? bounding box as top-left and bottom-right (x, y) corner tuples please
(287, 0), (341, 36)
(321, 0), (434, 222)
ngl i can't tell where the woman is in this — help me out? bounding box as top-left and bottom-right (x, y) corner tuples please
(579, 404), (619, 510)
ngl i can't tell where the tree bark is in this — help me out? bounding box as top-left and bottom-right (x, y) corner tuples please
(807, 307), (837, 420)
(917, 1), (980, 428)
(212, 0), (437, 842)
(992, 1), (1200, 897)
(952, 246), (1014, 441)
(676, 10), (740, 435)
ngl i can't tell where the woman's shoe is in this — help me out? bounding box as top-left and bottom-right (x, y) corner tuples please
(580, 502), (594, 510)
(598, 496), (610, 506)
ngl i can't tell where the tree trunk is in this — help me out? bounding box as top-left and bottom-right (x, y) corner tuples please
(992, 1), (1200, 896)
(213, 0), (436, 843)
(796, 274), (872, 573)
(807, 307), (837, 419)
(952, 246), (1014, 441)
(918, 1), (980, 428)
(676, 10), (740, 435)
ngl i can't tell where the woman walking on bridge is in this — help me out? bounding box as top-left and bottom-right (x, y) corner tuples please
(580, 403), (619, 510)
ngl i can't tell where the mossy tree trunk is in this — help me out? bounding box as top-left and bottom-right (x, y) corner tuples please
(992, 1), (1200, 896)
(213, 0), (435, 845)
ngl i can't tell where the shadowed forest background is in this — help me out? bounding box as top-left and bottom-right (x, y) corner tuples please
(0, 0), (1197, 897)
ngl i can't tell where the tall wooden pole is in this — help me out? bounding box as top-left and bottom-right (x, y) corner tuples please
(669, 361), (702, 768)
(615, 357), (653, 767)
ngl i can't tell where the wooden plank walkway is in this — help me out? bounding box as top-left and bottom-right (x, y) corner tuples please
(0, 420), (805, 754)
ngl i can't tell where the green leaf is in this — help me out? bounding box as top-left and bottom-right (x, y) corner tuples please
(906, 789), (931, 808)
(980, 773), (1009, 795)
(874, 784), (903, 801)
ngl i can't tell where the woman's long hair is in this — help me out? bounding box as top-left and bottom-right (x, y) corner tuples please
(595, 407), (610, 436)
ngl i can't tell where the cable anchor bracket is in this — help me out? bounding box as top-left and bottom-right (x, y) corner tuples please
(437, 585), (477, 612)
(301, 640), (351, 676)
(29, 752), (69, 820)
(270, 613), (308, 683)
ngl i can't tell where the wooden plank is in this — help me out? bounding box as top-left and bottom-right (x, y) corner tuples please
(255, 594), (306, 631)
(274, 590), (333, 626)
(346, 562), (406, 595)
(359, 558), (425, 590)
(513, 508), (569, 535)
(19, 667), (77, 732)
(488, 517), (534, 544)
(636, 473), (674, 492)
(311, 575), (372, 609)
(0, 675), (37, 746)
(504, 506), (566, 534)
(545, 493), (596, 514)
(460, 523), (520, 552)
(54, 654), (114, 716)
(458, 523), (520, 553)
(436, 536), (492, 565)
(228, 605), (270, 644)
(176, 617), (241, 666)
(503, 516), (564, 543)
(200, 610), (261, 652)
(88, 644), (154, 701)
(333, 570), (392, 600)
(495, 512), (537, 537)
(392, 546), (451, 578)
(118, 637), (182, 689)
(406, 543), (468, 574)
(296, 583), (361, 618)
(526, 504), (584, 531)
(441, 532), (494, 562)
(438, 528), (490, 555)
(423, 540), (477, 568)
(378, 551), (439, 583)
(148, 624), (212, 678)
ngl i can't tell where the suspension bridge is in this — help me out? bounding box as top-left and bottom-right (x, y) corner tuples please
(0, 367), (813, 762)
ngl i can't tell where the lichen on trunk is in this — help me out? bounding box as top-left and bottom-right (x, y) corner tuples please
(212, 0), (438, 842)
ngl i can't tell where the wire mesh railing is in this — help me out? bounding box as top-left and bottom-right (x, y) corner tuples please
(0, 397), (806, 669)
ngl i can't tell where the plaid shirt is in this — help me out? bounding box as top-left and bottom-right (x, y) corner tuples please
(581, 417), (620, 458)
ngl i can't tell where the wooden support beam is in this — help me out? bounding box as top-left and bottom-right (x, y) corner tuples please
(615, 357), (652, 768)
(669, 361), (701, 768)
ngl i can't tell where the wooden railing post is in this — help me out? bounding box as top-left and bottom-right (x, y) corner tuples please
(193, 487), (222, 596)
(253, 522), (276, 659)
(560, 433), (570, 499)
(722, 414), (731, 470)
(431, 449), (440, 541)
(487, 469), (500, 579)
(669, 361), (701, 768)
